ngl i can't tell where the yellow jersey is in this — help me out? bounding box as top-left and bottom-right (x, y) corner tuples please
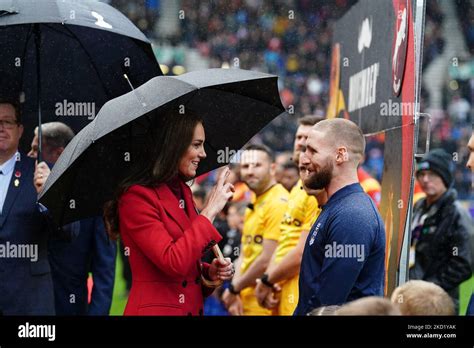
(274, 180), (320, 264)
(240, 183), (289, 273)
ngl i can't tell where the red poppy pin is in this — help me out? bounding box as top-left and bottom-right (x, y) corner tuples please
(15, 171), (21, 178)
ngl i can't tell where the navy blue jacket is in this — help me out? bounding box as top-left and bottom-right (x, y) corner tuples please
(467, 293), (474, 315)
(0, 154), (55, 315)
(48, 217), (116, 315)
(294, 183), (386, 315)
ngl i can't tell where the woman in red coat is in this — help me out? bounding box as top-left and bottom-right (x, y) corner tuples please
(104, 111), (234, 315)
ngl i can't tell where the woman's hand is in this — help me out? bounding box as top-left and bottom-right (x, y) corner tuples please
(201, 167), (234, 223)
(208, 257), (234, 281)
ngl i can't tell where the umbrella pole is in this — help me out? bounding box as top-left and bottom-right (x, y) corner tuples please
(34, 24), (42, 163)
(211, 245), (225, 261)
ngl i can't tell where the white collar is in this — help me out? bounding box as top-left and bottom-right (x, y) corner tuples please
(0, 151), (19, 175)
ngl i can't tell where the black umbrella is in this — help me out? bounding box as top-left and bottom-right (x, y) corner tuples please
(38, 68), (286, 227)
(0, 0), (162, 159)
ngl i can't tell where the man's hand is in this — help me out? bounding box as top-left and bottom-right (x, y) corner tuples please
(222, 288), (238, 308)
(227, 295), (244, 316)
(255, 278), (274, 307)
(256, 279), (281, 309)
(34, 161), (50, 194)
(263, 290), (280, 309)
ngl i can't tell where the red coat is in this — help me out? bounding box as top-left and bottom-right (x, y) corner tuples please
(118, 181), (222, 316)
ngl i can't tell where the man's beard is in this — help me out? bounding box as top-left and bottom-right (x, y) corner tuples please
(304, 159), (333, 190)
(245, 180), (259, 192)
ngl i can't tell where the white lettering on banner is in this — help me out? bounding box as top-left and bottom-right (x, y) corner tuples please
(348, 62), (380, 112)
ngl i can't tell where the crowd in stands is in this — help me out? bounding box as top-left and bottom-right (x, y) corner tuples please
(110, 0), (474, 196)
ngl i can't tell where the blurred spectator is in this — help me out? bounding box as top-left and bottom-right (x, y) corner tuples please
(204, 201), (246, 315)
(410, 149), (473, 310)
(274, 151), (292, 187)
(307, 305), (340, 316)
(222, 202), (246, 261)
(335, 297), (401, 316)
(30, 122), (116, 315)
(358, 166), (382, 208)
(456, 0), (474, 55)
(192, 187), (207, 211)
(448, 94), (471, 125)
(391, 280), (455, 315)
(279, 160), (300, 192)
(231, 179), (254, 203)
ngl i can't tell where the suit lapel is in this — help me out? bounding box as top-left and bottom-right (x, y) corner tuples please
(155, 183), (191, 231)
(0, 154), (30, 228)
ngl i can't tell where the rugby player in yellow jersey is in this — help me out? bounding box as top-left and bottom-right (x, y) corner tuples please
(222, 144), (289, 315)
(253, 116), (326, 315)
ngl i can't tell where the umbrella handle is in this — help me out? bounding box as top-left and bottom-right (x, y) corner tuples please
(200, 245), (226, 288)
(212, 244), (225, 261)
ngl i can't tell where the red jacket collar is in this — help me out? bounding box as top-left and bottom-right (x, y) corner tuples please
(154, 180), (198, 229)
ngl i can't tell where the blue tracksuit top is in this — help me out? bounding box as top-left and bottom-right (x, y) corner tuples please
(294, 183), (386, 315)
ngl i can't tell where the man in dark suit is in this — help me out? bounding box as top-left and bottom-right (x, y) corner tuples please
(30, 122), (117, 315)
(0, 100), (55, 315)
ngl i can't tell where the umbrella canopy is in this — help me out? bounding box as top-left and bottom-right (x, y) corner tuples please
(38, 68), (286, 227)
(0, 0), (162, 152)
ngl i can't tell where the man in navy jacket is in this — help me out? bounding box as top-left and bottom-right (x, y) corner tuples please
(0, 100), (55, 315)
(30, 122), (116, 315)
(294, 119), (385, 315)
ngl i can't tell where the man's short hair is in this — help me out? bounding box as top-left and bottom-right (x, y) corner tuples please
(313, 118), (366, 165)
(298, 115), (323, 127)
(390, 280), (455, 315)
(36, 122), (75, 149)
(242, 143), (275, 162)
(335, 297), (401, 315)
(307, 305), (340, 316)
(0, 98), (21, 124)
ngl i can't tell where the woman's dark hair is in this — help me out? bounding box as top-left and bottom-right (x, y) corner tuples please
(103, 108), (203, 240)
